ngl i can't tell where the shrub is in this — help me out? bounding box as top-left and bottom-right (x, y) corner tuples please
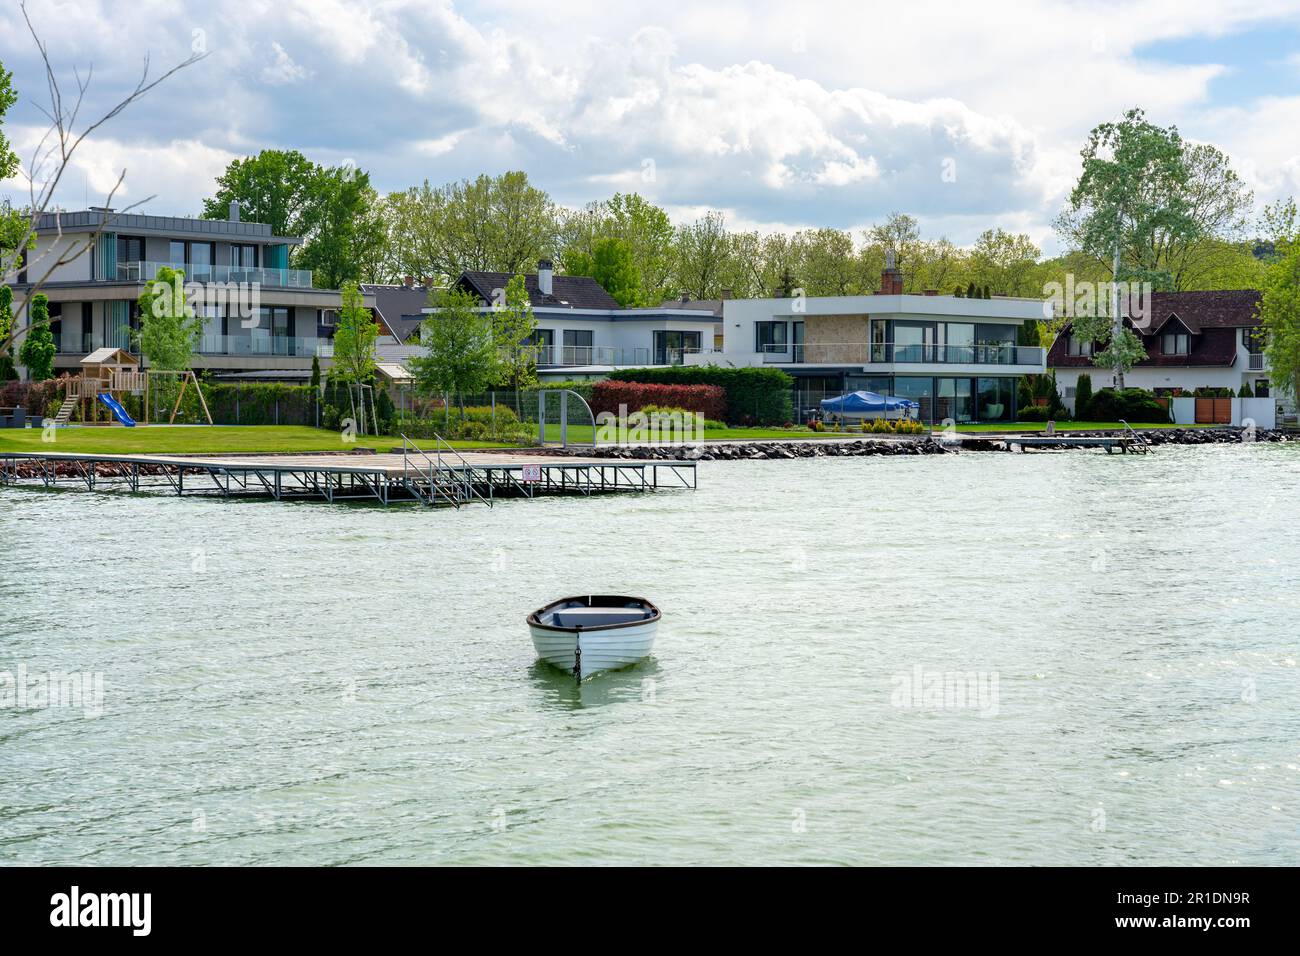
(1087, 387), (1171, 423)
(376, 389), (396, 433)
(1074, 373), (1094, 419)
(525, 380), (596, 402)
(150, 382), (320, 426)
(590, 381), (727, 421)
(606, 365), (793, 425)
(18, 294), (55, 382)
(1017, 405), (1053, 421)
(1238, 381), (1254, 398)
(0, 377), (66, 418)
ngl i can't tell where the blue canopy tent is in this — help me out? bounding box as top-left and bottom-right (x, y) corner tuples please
(819, 390), (919, 418)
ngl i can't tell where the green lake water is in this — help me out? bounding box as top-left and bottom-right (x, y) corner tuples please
(2, 444), (1298, 864)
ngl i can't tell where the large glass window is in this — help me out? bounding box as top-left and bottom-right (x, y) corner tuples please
(755, 321), (788, 354)
(943, 323), (975, 363)
(976, 377), (1015, 422)
(654, 330), (702, 365)
(523, 328), (554, 362)
(976, 324), (1015, 364)
(894, 376), (934, 423)
(936, 377), (974, 423)
(894, 322), (936, 362)
(116, 235), (145, 264)
(230, 244), (258, 272)
(189, 242), (213, 281)
(562, 329), (593, 364)
(169, 241), (187, 266)
(870, 318), (888, 362)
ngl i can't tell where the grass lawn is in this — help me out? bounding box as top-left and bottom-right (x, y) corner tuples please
(0, 420), (1216, 457)
(0, 425), (502, 456)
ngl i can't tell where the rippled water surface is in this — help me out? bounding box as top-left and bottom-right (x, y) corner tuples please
(2, 444), (1299, 865)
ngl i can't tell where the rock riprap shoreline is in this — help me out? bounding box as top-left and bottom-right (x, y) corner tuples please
(562, 427), (1292, 461)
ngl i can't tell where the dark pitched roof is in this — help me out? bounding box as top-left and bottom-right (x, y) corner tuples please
(1130, 290), (1260, 333)
(456, 271), (620, 310)
(360, 284), (433, 341)
(1049, 289), (1262, 370)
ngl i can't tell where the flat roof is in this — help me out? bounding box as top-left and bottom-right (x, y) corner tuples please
(33, 210), (302, 245)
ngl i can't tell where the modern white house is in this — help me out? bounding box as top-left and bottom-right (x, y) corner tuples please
(1048, 289), (1286, 426)
(688, 262), (1047, 423)
(405, 260), (722, 379)
(3, 205), (374, 379)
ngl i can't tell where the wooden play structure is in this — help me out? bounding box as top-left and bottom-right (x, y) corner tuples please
(54, 348), (212, 426)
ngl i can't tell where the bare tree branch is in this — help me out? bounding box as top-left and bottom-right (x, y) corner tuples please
(1, 0), (207, 354)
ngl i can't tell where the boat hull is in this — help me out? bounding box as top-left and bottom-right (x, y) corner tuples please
(529, 620), (658, 680)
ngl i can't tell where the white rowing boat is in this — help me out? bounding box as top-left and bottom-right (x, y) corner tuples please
(528, 595), (660, 680)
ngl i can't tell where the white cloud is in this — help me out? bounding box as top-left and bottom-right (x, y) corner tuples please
(259, 42), (309, 86)
(1, 0), (1299, 247)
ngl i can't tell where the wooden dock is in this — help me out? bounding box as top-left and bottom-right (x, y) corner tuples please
(0, 448), (698, 508)
(955, 434), (1150, 454)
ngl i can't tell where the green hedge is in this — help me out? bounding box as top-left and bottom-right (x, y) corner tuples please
(606, 366), (793, 425)
(1086, 387), (1171, 423)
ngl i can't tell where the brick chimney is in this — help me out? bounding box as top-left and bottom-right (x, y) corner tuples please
(879, 249), (904, 295)
(720, 288), (732, 300)
(403, 275), (414, 288)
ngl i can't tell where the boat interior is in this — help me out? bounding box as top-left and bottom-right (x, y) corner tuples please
(535, 596), (657, 629)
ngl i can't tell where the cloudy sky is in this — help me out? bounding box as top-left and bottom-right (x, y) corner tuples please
(2, 0), (1299, 254)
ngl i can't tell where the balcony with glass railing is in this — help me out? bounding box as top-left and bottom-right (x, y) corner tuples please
(115, 261), (315, 288)
(56, 331), (96, 354)
(525, 345), (656, 367)
(197, 334), (323, 357)
(758, 342), (1045, 366)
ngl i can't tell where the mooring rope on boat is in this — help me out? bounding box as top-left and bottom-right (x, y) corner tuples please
(573, 625), (582, 681)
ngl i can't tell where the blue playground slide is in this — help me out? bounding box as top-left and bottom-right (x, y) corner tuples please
(98, 392), (137, 427)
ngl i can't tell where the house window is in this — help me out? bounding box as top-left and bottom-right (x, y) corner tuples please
(523, 328), (554, 363)
(654, 330), (702, 365)
(1067, 335), (1092, 357)
(1161, 331), (1189, 355)
(231, 244), (258, 271)
(116, 235), (145, 265)
(1243, 327), (1265, 353)
(168, 240), (215, 280)
(562, 329), (593, 364)
(755, 321), (787, 354)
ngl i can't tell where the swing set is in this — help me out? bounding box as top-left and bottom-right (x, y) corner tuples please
(61, 349), (213, 425)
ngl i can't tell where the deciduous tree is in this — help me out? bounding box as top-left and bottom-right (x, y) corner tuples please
(409, 288), (498, 417)
(1260, 239), (1300, 404)
(17, 293), (54, 381)
(136, 266), (203, 371)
